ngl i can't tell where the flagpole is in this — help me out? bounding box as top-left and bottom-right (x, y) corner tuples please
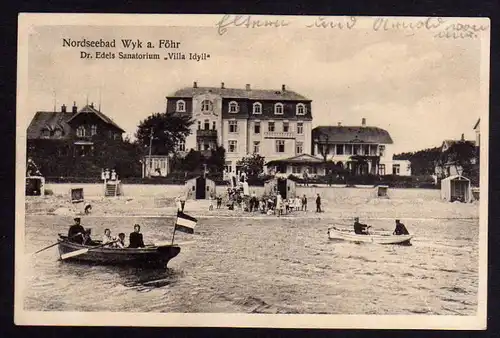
(171, 213), (177, 245)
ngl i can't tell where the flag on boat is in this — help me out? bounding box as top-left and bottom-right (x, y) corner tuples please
(174, 211), (198, 234)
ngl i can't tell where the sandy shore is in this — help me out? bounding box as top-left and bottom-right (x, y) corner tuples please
(25, 189), (479, 220)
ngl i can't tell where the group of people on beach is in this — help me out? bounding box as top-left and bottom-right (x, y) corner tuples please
(67, 217), (146, 248)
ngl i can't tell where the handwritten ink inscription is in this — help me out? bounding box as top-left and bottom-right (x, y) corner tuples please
(214, 15), (489, 40)
(216, 15), (291, 36)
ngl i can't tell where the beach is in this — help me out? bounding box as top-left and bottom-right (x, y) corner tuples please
(23, 187), (479, 314)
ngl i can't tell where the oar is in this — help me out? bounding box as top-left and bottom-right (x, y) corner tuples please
(33, 233), (82, 255)
(60, 240), (118, 260)
(147, 240), (196, 247)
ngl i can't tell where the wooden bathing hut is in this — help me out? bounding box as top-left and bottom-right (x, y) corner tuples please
(264, 177), (296, 199)
(440, 175), (472, 203)
(185, 176), (216, 200)
(25, 176), (45, 196)
(371, 185), (389, 199)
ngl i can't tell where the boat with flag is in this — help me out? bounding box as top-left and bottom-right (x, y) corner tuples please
(52, 211), (199, 267)
(327, 226), (413, 245)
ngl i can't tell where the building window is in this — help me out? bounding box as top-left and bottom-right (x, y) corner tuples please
(268, 121), (275, 132)
(76, 125), (85, 137)
(179, 140), (186, 152)
(378, 164), (386, 175)
(254, 121), (261, 134)
(353, 145), (360, 155)
(114, 133), (120, 140)
(41, 128), (50, 137)
(197, 121), (201, 130)
(296, 141), (303, 154)
(229, 101), (238, 113)
(297, 122), (303, 134)
(292, 166), (302, 174)
(204, 119), (210, 130)
(253, 141), (260, 154)
(201, 99), (213, 112)
(379, 145), (386, 157)
(296, 103), (306, 115)
(274, 103), (284, 115)
(224, 161), (232, 173)
(370, 145), (377, 156)
(203, 143), (210, 151)
(363, 145), (370, 156)
(393, 164), (400, 175)
(283, 121), (290, 132)
(345, 144), (352, 155)
(276, 140), (285, 153)
(91, 125), (97, 136)
(176, 100), (186, 112)
(229, 120), (238, 133)
(336, 144), (344, 155)
(212, 121), (216, 130)
(253, 102), (262, 114)
(228, 140), (237, 153)
(53, 129), (62, 137)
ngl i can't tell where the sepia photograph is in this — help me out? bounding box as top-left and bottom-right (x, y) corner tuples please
(16, 14), (489, 329)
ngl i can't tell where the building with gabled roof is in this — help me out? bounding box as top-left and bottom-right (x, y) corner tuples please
(166, 82), (313, 174)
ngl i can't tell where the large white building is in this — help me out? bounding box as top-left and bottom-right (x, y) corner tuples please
(166, 82), (313, 173)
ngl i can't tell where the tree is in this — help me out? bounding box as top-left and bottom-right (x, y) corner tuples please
(440, 141), (477, 177)
(394, 147), (441, 175)
(316, 132), (333, 162)
(206, 146), (226, 173)
(237, 154), (265, 177)
(181, 149), (205, 173)
(135, 112), (194, 155)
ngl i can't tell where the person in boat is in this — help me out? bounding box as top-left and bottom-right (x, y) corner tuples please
(353, 217), (370, 235)
(102, 228), (114, 246)
(68, 217), (87, 244)
(393, 219), (410, 235)
(129, 224), (145, 248)
(113, 233), (126, 248)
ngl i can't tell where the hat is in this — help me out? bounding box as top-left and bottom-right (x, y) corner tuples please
(74, 217), (81, 221)
(395, 219), (400, 222)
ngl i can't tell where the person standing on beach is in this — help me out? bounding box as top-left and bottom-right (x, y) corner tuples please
(302, 194), (307, 212)
(316, 193), (322, 213)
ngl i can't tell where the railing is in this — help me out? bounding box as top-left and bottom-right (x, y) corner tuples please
(264, 131), (295, 138)
(196, 129), (217, 138)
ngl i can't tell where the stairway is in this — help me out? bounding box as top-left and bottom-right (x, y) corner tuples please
(104, 182), (120, 197)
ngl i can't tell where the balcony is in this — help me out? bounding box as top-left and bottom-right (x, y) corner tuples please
(264, 131), (295, 139)
(196, 129), (218, 138)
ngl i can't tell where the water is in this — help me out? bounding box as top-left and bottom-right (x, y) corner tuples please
(23, 215), (478, 314)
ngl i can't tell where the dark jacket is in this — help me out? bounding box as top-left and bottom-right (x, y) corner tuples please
(354, 222), (368, 235)
(129, 232), (145, 248)
(316, 196), (321, 205)
(393, 223), (409, 235)
(68, 224), (86, 244)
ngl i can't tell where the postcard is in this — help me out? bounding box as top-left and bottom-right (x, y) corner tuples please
(16, 14), (489, 329)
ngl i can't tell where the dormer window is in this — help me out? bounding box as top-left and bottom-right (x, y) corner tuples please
(53, 129), (63, 137)
(296, 103), (306, 115)
(41, 128), (50, 137)
(91, 125), (97, 136)
(274, 103), (284, 115)
(229, 101), (239, 113)
(176, 100), (186, 112)
(253, 102), (262, 114)
(201, 99), (213, 112)
(76, 125), (85, 137)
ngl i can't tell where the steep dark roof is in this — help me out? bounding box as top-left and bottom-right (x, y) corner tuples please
(313, 126), (394, 144)
(27, 105), (125, 139)
(67, 105), (125, 132)
(27, 111), (73, 139)
(168, 86), (310, 101)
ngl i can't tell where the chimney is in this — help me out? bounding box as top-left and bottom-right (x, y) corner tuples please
(361, 118), (366, 127)
(245, 84), (251, 91)
(193, 81), (198, 88)
(282, 84), (286, 91)
(72, 102), (77, 113)
(461, 133), (465, 141)
(221, 82), (225, 89)
(61, 104), (66, 113)
(338, 122), (342, 127)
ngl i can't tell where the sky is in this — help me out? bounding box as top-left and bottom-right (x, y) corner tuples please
(25, 18), (487, 154)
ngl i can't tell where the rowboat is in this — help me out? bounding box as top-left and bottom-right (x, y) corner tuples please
(57, 234), (181, 268)
(327, 227), (413, 245)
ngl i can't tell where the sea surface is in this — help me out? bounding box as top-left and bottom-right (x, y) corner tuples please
(23, 215), (479, 314)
